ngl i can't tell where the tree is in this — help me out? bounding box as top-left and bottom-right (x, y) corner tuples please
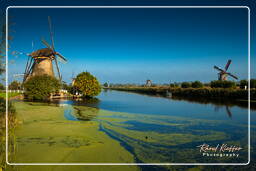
(8, 80), (21, 90)
(191, 81), (203, 88)
(210, 80), (236, 88)
(0, 83), (4, 90)
(251, 79), (256, 88)
(73, 72), (101, 98)
(239, 80), (248, 89)
(24, 75), (60, 100)
(170, 82), (179, 88)
(103, 82), (109, 87)
(181, 82), (191, 88)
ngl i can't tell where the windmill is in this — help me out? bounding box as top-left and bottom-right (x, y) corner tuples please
(23, 16), (67, 83)
(213, 59), (238, 81)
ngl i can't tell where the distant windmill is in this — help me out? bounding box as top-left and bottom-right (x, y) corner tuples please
(23, 16), (67, 83)
(213, 59), (238, 81)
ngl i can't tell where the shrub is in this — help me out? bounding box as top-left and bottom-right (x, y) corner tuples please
(24, 75), (60, 100)
(191, 81), (203, 88)
(0, 83), (4, 90)
(239, 80), (248, 89)
(210, 80), (236, 88)
(181, 82), (191, 88)
(103, 82), (109, 87)
(170, 82), (179, 88)
(73, 72), (101, 98)
(251, 79), (256, 88)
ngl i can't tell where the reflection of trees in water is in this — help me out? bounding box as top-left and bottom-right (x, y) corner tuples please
(72, 97), (100, 121)
(73, 106), (99, 121)
(171, 95), (255, 110)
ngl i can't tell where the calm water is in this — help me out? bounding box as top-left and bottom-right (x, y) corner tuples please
(59, 90), (255, 164)
(69, 90), (251, 123)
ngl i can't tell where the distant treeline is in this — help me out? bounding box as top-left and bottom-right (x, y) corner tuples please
(104, 79), (256, 89)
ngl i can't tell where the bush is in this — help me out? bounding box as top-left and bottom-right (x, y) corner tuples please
(24, 75), (60, 100)
(103, 82), (109, 87)
(73, 72), (101, 98)
(239, 80), (248, 89)
(210, 80), (236, 88)
(191, 81), (203, 88)
(170, 82), (179, 88)
(181, 82), (191, 88)
(0, 83), (4, 90)
(8, 80), (21, 90)
(251, 79), (256, 88)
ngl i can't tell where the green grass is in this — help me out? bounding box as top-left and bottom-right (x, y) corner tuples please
(0, 92), (21, 99)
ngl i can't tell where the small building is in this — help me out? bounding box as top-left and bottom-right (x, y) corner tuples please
(145, 80), (152, 87)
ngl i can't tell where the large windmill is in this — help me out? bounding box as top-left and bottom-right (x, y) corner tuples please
(23, 16), (67, 83)
(213, 59), (238, 81)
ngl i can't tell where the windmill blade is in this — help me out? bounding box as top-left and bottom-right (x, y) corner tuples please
(214, 66), (224, 72)
(227, 72), (238, 80)
(24, 55), (31, 76)
(41, 37), (53, 50)
(57, 55), (67, 64)
(56, 53), (67, 63)
(225, 106), (232, 118)
(54, 58), (62, 81)
(24, 61), (36, 82)
(48, 16), (55, 52)
(225, 59), (232, 71)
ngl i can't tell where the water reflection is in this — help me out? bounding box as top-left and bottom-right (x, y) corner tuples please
(58, 98), (100, 121)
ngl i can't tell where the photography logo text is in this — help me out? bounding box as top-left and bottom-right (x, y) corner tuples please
(197, 143), (242, 158)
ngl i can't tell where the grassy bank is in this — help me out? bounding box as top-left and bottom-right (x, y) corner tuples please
(108, 87), (255, 100)
(0, 98), (17, 171)
(0, 92), (22, 99)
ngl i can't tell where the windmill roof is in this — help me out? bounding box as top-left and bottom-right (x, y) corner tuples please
(30, 48), (54, 57)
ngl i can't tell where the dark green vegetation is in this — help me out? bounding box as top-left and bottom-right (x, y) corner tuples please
(109, 86), (255, 101)
(8, 81), (22, 90)
(191, 81), (204, 88)
(108, 79), (256, 102)
(239, 79), (256, 89)
(181, 82), (191, 88)
(210, 80), (236, 88)
(23, 75), (60, 100)
(0, 83), (4, 90)
(0, 98), (17, 171)
(0, 92), (21, 99)
(73, 72), (101, 98)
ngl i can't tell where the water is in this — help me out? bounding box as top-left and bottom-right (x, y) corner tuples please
(58, 90), (254, 164)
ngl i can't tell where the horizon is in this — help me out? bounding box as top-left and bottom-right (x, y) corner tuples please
(6, 7), (250, 84)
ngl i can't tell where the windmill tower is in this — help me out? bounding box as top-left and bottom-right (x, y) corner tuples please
(23, 16), (67, 82)
(213, 59), (238, 81)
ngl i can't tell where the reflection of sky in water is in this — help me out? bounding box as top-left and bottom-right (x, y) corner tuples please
(94, 90), (251, 124)
(55, 90), (253, 163)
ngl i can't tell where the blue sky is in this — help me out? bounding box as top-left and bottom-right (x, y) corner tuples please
(6, 7), (250, 84)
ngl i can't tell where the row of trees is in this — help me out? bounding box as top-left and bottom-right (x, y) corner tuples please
(23, 72), (101, 100)
(170, 79), (256, 89)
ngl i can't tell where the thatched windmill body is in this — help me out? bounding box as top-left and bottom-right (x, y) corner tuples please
(23, 16), (67, 82)
(213, 59), (238, 81)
